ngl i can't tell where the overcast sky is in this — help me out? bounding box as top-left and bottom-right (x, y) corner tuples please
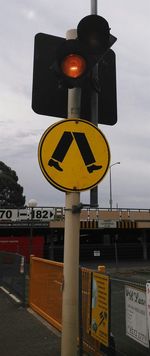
(0, 0), (150, 209)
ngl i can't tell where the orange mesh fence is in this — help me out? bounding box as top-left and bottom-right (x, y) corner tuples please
(29, 257), (63, 331)
(29, 257), (104, 355)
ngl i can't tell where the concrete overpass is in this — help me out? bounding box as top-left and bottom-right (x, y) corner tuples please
(49, 207), (150, 229)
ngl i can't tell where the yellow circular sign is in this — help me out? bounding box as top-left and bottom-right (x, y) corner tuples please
(38, 119), (110, 192)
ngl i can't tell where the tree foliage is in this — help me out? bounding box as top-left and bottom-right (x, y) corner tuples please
(0, 161), (25, 208)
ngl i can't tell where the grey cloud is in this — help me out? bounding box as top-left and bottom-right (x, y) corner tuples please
(0, 0), (150, 208)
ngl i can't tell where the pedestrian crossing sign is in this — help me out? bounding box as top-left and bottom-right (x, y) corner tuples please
(38, 119), (110, 192)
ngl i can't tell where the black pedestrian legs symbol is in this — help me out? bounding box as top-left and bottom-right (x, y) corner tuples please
(48, 131), (102, 173)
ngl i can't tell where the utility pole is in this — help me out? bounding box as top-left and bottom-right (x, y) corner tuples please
(90, 0), (99, 207)
(61, 30), (81, 356)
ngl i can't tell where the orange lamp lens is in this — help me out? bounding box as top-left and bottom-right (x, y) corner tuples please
(61, 54), (86, 78)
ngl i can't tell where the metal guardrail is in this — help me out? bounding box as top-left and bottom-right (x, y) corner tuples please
(0, 206), (150, 220)
(0, 207), (150, 231)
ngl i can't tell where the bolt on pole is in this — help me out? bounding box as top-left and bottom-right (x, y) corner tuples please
(61, 29), (81, 356)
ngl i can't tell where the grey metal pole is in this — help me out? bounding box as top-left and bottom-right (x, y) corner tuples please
(90, 0), (99, 207)
(91, 0), (97, 14)
(61, 29), (81, 356)
(109, 162), (120, 210)
(109, 167), (112, 210)
(29, 207), (33, 255)
(114, 234), (118, 268)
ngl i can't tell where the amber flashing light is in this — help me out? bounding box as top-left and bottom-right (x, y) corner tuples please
(61, 54), (86, 78)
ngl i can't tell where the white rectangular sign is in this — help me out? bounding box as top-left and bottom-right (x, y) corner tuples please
(125, 285), (149, 348)
(18, 209), (30, 220)
(98, 219), (117, 228)
(30, 208), (54, 220)
(0, 209), (18, 221)
(0, 208), (54, 221)
(146, 282), (150, 339)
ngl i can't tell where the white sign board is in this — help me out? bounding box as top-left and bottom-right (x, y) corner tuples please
(0, 208), (54, 221)
(31, 208), (54, 220)
(18, 209), (30, 220)
(146, 282), (150, 339)
(93, 250), (100, 257)
(0, 209), (18, 221)
(125, 285), (149, 348)
(98, 219), (117, 228)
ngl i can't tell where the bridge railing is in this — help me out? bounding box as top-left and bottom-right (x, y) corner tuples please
(0, 206), (150, 225)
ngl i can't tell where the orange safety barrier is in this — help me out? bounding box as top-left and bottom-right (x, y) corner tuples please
(29, 256), (63, 331)
(29, 257), (107, 355)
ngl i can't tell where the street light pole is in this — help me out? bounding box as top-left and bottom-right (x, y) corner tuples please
(28, 199), (37, 255)
(109, 162), (120, 210)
